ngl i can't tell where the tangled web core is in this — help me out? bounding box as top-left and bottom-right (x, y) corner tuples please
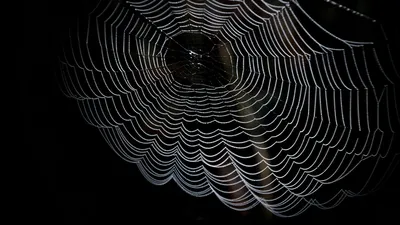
(59, 0), (400, 217)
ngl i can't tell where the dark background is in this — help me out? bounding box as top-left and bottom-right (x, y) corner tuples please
(21, 0), (400, 224)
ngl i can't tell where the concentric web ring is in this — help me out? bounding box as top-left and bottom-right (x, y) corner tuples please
(59, 0), (400, 217)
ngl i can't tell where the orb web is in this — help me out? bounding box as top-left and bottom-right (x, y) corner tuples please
(58, 0), (400, 217)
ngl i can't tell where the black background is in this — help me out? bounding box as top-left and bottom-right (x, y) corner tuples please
(21, 0), (400, 224)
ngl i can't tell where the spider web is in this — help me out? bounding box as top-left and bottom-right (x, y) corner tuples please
(58, 0), (400, 217)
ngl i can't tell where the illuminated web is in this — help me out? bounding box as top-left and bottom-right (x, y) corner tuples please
(59, 0), (400, 217)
